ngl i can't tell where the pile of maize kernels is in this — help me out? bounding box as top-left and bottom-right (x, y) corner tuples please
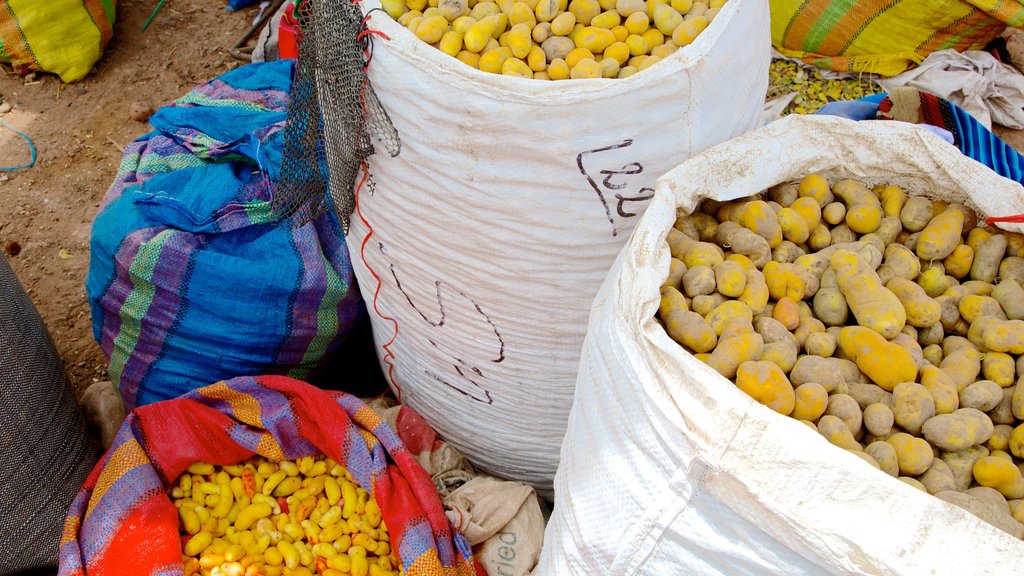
(767, 59), (884, 115)
(172, 456), (399, 576)
(384, 0), (727, 79)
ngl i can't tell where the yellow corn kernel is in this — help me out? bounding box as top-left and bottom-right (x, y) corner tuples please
(235, 503), (273, 532)
(548, 57), (570, 79)
(188, 462), (215, 476)
(591, 10), (621, 28)
(278, 541), (300, 569)
(185, 531), (214, 556)
(198, 553), (224, 569)
(181, 506), (202, 535)
(351, 555), (370, 576)
(328, 555), (352, 572)
(262, 471), (287, 497)
(550, 11), (576, 35)
(507, 23), (533, 58)
(568, 0), (601, 24)
(624, 34), (648, 56)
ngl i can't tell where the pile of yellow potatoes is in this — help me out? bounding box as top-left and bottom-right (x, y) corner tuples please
(384, 0), (727, 78)
(660, 174), (1024, 538)
(172, 456), (399, 576)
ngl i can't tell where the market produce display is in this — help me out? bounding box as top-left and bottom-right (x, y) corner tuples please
(766, 59), (883, 115)
(173, 456), (399, 576)
(659, 174), (1024, 537)
(383, 0), (728, 78)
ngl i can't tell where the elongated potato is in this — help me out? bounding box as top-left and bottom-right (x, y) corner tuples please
(917, 206), (965, 260)
(832, 250), (906, 339)
(886, 278), (940, 328)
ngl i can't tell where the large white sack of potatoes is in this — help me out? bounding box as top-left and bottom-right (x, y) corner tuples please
(337, 0), (769, 490)
(539, 114), (1024, 574)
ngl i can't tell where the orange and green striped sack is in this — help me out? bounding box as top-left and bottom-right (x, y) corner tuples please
(0, 0), (115, 82)
(771, 0), (1024, 77)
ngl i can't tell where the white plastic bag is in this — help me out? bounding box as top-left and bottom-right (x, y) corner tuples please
(342, 0), (771, 489)
(539, 115), (1024, 574)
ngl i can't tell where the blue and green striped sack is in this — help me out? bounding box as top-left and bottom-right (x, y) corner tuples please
(86, 60), (363, 411)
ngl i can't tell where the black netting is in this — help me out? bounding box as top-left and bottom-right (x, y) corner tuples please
(0, 256), (99, 574)
(276, 0), (400, 232)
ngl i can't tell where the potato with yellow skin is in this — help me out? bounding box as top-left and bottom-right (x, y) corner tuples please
(943, 244), (974, 279)
(900, 196), (934, 232)
(705, 333), (764, 379)
(777, 207), (809, 245)
(971, 233), (1008, 283)
(940, 347), (982, 391)
(663, 309), (717, 353)
(917, 206), (965, 260)
(682, 241), (724, 268)
(879, 184), (907, 218)
(714, 260), (746, 298)
(885, 278), (940, 328)
(922, 408), (995, 452)
(981, 319), (1024, 354)
(1000, 257), (1024, 284)
(973, 457), (1024, 499)
(822, 202), (846, 226)
(798, 173), (833, 207)
(838, 327), (917, 391)
(818, 415), (862, 451)
(736, 200), (783, 248)
(662, 257), (686, 290)
(832, 250), (906, 339)
(920, 364), (959, 415)
(967, 227), (993, 253)
(791, 383), (828, 421)
(892, 382), (935, 435)
(866, 441), (899, 477)
(658, 285), (688, 318)
(735, 361), (795, 415)
(772, 296), (800, 331)
(705, 301), (753, 336)
(959, 295), (1006, 324)
(824, 393), (863, 436)
(805, 332), (836, 357)
(887, 432), (933, 475)
(983, 352), (1016, 387)
(716, 222), (771, 269)
(992, 279), (1024, 321)
(789, 196), (822, 230)
(863, 403), (894, 437)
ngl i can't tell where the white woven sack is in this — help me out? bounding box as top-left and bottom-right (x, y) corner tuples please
(344, 0), (770, 489)
(539, 114), (1024, 574)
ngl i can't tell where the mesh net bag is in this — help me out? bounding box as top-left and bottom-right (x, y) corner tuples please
(0, 255), (99, 574)
(275, 0), (400, 231)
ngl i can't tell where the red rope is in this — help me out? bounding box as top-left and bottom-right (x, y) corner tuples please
(987, 214), (1024, 224)
(355, 163), (402, 401)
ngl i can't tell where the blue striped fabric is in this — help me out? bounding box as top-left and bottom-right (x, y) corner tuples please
(86, 61), (363, 410)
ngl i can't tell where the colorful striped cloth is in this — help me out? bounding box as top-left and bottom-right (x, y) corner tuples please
(58, 375), (476, 576)
(0, 0), (115, 82)
(86, 60), (363, 411)
(771, 0), (1024, 77)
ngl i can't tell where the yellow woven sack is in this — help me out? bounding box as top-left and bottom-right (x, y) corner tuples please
(771, 0), (1024, 77)
(0, 0), (115, 83)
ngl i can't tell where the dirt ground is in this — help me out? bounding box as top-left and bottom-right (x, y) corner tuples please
(0, 0), (257, 398)
(3, 4), (1024, 405)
